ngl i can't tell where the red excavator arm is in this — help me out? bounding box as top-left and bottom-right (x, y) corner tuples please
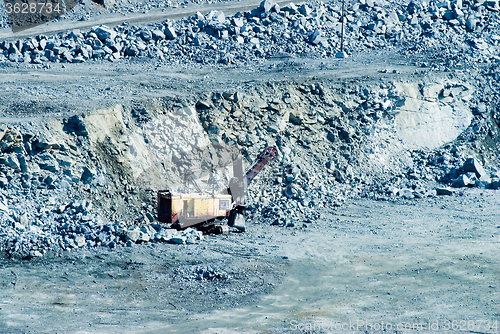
(245, 146), (278, 186)
(228, 146), (278, 204)
(227, 146), (278, 230)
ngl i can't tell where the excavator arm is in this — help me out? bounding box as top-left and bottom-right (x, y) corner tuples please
(227, 146), (278, 229)
(246, 146), (278, 185)
(228, 146), (278, 204)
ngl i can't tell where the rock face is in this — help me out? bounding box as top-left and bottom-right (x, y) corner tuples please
(394, 83), (473, 150)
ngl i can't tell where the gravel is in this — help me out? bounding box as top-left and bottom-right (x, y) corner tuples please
(1, 0), (500, 68)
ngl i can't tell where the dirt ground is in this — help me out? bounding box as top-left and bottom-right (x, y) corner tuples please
(1, 188), (499, 333)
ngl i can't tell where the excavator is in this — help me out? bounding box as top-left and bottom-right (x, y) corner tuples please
(157, 146), (278, 233)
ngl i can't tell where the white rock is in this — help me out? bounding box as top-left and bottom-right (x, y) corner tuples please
(94, 25), (117, 41)
(0, 200), (9, 213)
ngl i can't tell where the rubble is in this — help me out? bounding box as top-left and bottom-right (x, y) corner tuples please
(2, 0), (500, 67)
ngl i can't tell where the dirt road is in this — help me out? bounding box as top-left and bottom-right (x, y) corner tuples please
(1, 189), (498, 333)
(0, 51), (420, 122)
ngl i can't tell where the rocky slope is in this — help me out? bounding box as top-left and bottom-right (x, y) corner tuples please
(1, 66), (500, 260)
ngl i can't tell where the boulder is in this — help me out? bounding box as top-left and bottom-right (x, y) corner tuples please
(34, 134), (60, 150)
(452, 173), (472, 187)
(298, 4), (312, 16)
(74, 235), (86, 248)
(164, 26), (177, 40)
(309, 30), (324, 45)
(170, 236), (187, 244)
(398, 188), (414, 199)
(484, 0), (499, 11)
(282, 3), (298, 14)
(0, 154), (21, 171)
(94, 26), (117, 41)
(125, 46), (138, 56)
(36, 152), (59, 172)
(260, 0), (275, 12)
(63, 115), (88, 136)
(125, 228), (140, 242)
(436, 187), (454, 195)
(232, 17), (245, 27)
(152, 29), (165, 40)
(462, 158), (488, 180)
(407, 1), (422, 14)
(56, 154), (74, 168)
(81, 166), (96, 183)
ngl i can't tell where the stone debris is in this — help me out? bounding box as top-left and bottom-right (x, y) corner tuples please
(451, 158), (499, 189)
(176, 264), (232, 281)
(1, 0), (500, 66)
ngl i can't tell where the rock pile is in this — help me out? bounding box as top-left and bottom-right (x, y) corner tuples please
(0, 122), (204, 259)
(2, 0), (500, 66)
(193, 78), (500, 227)
(451, 157), (500, 188)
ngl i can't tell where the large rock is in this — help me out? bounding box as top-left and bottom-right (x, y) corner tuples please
(484, 0), (499, 11)
(207, 10), (225, 23)
(0, 154), (21, 171)
(74, 235), (86, 248)
(462, 158), (489, 181)
(436, 187), (454, 196)
(36, 152), (60, 172)
(465, 17), (477, 31)
(164, 26), (177, 40)
(282, 3), (298, 14)
(407, 1), (421, 14)
(125, 46), (138, 56)
(81, 166), (96, 183)
(298, 4), (312, 16)
(397, 188), (414, 199)
(94, 26), (117, 41)
(34, 134), (60, 150)
(232, 17), (245, 27)
(452, 173), (473, 188)
(56, 154), (74, 168)
(152, 29), (165, 40)
(260, 0), (275, 12)
(309, 30), (324, 45)
(0, 128), (22, 152)
(125, 228), (140, 242)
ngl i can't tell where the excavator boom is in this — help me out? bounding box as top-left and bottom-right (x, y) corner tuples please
(245, 146), (278, 186)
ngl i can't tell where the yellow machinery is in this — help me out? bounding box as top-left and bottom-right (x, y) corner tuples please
(157, 146), (278, 232)
(157, 190), (232, 229)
